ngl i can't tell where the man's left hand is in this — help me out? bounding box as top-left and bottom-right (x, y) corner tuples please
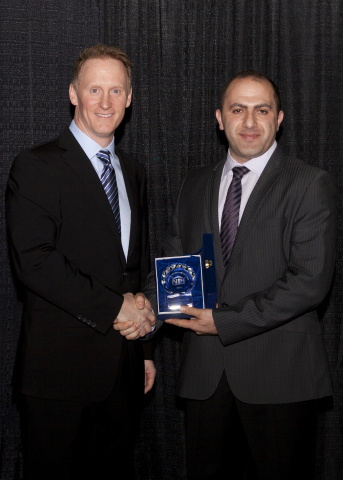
(144, 360), (156, 394)
(165, 306), (218, 335)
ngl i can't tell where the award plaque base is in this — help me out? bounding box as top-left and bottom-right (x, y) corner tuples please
(155, 234), (217, 320)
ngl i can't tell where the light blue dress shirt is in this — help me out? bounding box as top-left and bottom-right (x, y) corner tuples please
(69, 120), (131, 260)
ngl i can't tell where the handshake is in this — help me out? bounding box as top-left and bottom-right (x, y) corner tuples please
(113, 292), (156, 340)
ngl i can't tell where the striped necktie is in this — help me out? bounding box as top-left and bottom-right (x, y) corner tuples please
(220, 166), (250, 267)
(96, 149), (121, 236)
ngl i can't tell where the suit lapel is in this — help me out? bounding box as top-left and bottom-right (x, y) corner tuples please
(58, 128), (126, 267)
(204, 158), (227, 284)
(226, 146), (284, 274)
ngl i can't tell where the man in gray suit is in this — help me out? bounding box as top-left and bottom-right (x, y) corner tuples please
(136, 71), (336, 479)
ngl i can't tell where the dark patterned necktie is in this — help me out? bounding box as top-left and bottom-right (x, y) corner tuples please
(96, 149), (121, 236)
(220, 166), (250, 267)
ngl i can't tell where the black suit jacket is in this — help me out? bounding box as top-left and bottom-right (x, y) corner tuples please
(6, 127), (151, 402)
(147, 146), (336, 404)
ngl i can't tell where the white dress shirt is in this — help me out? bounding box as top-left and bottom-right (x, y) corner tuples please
(218, 142), (277, 232)
(69, 120), (131, 259)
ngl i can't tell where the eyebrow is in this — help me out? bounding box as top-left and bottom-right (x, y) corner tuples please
(229, 103), (272, 110)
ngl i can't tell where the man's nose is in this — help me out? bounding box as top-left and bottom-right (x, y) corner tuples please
(243, 110), (256, 128)
(99, 92), (112, 109)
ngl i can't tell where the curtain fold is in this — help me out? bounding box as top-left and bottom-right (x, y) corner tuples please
(1, 1), (342, 478)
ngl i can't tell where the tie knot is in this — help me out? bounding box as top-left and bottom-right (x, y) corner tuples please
(232, 166), (250, 179)
(97, 149), (111, 166)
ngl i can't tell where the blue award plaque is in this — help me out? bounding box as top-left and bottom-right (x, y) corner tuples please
(155, 234), (217, 320)
(155, 255), (204, 320)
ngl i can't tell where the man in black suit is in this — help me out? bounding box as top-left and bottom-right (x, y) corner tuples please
(6, 44), (156, 480)
(143, 71), (336, 479)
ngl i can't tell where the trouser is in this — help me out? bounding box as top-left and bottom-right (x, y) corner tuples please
(22, 342), (139, 480)
(186, 372), (318, 480)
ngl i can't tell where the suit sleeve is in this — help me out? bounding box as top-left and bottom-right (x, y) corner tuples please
(213, 169), (337, 346)
(6, 150), (124, 335)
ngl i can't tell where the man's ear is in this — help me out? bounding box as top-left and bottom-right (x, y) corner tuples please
(69, 84), (78, 106)
(216, 109), (224, 131)
(277, 110), (284, 130)
(126, 87), (132, 108)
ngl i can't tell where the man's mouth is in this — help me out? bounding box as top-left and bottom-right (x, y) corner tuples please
(96, 113), (114, 118)
(240, 133), (259, 141)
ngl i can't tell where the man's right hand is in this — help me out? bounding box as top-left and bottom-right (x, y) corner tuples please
(113, 292), (156, 339)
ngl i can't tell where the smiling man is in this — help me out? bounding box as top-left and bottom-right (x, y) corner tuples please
(6, 44), (155, 480)
(215, 74), (283, 163)
(69, 55), (132, 145)
(143, 71), (336, 479)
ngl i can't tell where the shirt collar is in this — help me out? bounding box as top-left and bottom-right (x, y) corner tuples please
(69, 120), (115, 159)
(222, 141), (277, 178)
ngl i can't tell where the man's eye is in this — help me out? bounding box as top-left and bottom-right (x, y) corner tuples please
(112, 89), (119, 94)
(233, 109), (242, 113)
(91, 88), (99, 93)
(259, 109), (268, 114)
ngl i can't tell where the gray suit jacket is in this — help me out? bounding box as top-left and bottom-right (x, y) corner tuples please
(146, 146), (336, 404)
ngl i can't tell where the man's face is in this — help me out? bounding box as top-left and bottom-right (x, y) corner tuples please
(216, 77), (284, 163)
(69, 57), (132, 147)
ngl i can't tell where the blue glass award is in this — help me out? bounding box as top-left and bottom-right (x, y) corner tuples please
(155, 234), (217, 320)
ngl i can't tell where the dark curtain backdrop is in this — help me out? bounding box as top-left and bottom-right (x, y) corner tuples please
(1, 1), (342, 479)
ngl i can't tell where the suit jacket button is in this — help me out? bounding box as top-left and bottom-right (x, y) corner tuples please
(86, 319), (91, 325)
(77, 315), (83, 320)
(82, 317), (87, 323)
(91, 322), (96, 328)
(221, 302), (229, 307)
(123, 272), (128, 276)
